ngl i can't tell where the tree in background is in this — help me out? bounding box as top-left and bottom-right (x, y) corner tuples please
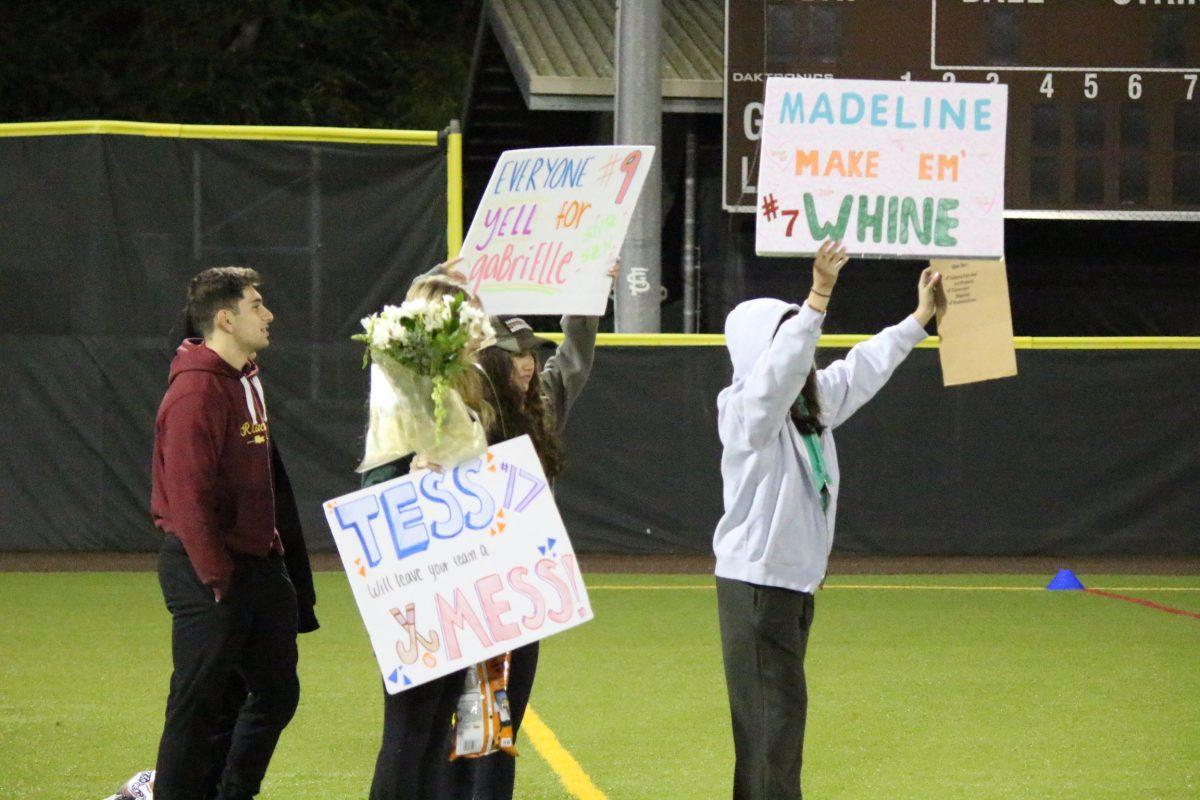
(0, 0), (482, 129)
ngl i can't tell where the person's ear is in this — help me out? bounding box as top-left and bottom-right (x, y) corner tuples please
(215, 308), (232, 334)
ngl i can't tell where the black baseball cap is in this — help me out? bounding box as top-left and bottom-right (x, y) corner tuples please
(485, 316), (553, 353)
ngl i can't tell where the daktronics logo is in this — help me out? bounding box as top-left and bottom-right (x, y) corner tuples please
(732, 73), (833, 83)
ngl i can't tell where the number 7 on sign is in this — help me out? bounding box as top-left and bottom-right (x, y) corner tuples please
(781, 209), (800, 237)
(615, 151), (642, 204)
(500, 462), (547, 512)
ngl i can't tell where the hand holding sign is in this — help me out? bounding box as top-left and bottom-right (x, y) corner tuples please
(607, 258), (621, 295)
(460, 146), (655, 316)
(913, 266), (944, 327)
(427, 256), (467, 285)
(812, 239), (849, 294)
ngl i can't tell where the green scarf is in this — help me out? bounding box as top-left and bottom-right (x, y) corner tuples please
(795, 399), (830, 512)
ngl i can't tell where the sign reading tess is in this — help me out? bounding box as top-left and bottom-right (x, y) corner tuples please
(323, 435), (592, 694)
(756, 77), (1008, 259)
(459, 145), (655, 316)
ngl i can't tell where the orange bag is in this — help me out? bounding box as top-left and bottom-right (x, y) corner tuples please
(451, 652), (518, 759)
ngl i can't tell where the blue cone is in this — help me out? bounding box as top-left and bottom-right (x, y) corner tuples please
(1046, 569), (1085, 591)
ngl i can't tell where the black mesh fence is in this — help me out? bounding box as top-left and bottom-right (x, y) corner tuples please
(0, 131), (449, 550)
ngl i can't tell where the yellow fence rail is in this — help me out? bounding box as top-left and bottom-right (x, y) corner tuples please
(0, 119), (440, 146)
(539, 333), (1200, 350)
(0, 118), (461, 262)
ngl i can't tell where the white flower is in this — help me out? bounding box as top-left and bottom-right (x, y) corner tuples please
(380, 304), (404, 324)
(456, 303), (492, 344)
(422, 301), (449, 332)
(370, 320), (393, 350)
(398, 298), (429, 322)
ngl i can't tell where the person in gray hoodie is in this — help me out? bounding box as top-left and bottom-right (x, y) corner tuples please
(713, 240), (942, 800)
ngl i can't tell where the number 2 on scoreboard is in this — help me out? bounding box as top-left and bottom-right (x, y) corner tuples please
(616, 151), (642, 204)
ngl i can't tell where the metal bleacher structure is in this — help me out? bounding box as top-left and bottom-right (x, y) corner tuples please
(461, 0), (722, 209)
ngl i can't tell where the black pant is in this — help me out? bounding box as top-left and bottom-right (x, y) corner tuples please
(200, 673), (256, 800)
(716, 577), (815, 800)
(443, 641), (540, 800)
(370, 669), (466, 800)
(154, 538), (300, 800)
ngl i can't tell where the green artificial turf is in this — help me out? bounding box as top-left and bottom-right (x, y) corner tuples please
(0, 571), (1196, 798)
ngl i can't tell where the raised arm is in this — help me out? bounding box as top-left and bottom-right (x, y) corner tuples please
(540, 315), (599, 433)
(816, 267), (939, 429)
(727, 241), (851, 448)
(539, 260), (620, 431)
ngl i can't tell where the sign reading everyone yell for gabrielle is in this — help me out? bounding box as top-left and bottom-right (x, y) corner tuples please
(323, 435), (592, 694)
(756, 77), (1008, 260)
(460, 145), (655, 315)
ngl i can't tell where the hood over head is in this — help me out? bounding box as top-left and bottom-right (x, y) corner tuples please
(723, 298), (801, 380)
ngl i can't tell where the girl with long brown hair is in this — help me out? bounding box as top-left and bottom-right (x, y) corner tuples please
(445, 261), (616, 799)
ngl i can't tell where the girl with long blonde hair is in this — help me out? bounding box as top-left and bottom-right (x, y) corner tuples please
(362, 263), (492, 800)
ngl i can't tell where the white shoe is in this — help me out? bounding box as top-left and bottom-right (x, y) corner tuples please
(106, 770), (155, 800)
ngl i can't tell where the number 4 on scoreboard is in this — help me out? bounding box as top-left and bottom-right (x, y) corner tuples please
(1040, 74), (1054, 99)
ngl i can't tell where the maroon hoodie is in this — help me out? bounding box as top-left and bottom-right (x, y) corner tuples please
(151, 339), (281, 595)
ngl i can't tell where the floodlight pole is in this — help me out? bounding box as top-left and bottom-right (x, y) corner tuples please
(613, 0), (662, 333)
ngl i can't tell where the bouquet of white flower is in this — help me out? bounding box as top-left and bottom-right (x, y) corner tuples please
(353, 293), (493, 472)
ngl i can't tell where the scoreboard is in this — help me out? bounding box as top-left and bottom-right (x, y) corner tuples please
(724, 0), (1200, 219)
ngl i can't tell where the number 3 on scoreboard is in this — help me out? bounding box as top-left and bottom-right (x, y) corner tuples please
(1187, 74), (1198, 102)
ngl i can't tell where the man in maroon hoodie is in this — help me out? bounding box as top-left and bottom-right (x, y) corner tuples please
(150, 267), (299, 800)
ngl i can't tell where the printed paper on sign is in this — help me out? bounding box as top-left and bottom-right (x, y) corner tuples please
(323, 435), (593, 693)
(460, 145), (655, 316)
(756, 77), (1007, 260)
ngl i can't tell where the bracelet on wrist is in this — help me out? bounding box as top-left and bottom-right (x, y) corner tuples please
(809, 288), (831, 299)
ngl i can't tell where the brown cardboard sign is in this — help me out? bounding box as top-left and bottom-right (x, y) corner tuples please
(932, 258), (1018, 387)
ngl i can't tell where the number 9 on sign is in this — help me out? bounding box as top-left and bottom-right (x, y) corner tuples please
(615, 151), (641, 204)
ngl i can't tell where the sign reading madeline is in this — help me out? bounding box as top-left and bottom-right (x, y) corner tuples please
(724, 0), (1199, 218)
(756, 77), (1008, 259)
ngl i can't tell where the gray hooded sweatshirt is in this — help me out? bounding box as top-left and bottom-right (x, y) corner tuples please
(713, 300), (927, 593)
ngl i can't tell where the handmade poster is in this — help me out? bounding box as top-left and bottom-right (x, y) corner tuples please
(323, 435), (592, 693)
(932, 258), (1018, 387)
(756, 77), (1007, 259)
(460, 145), (655, 315)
